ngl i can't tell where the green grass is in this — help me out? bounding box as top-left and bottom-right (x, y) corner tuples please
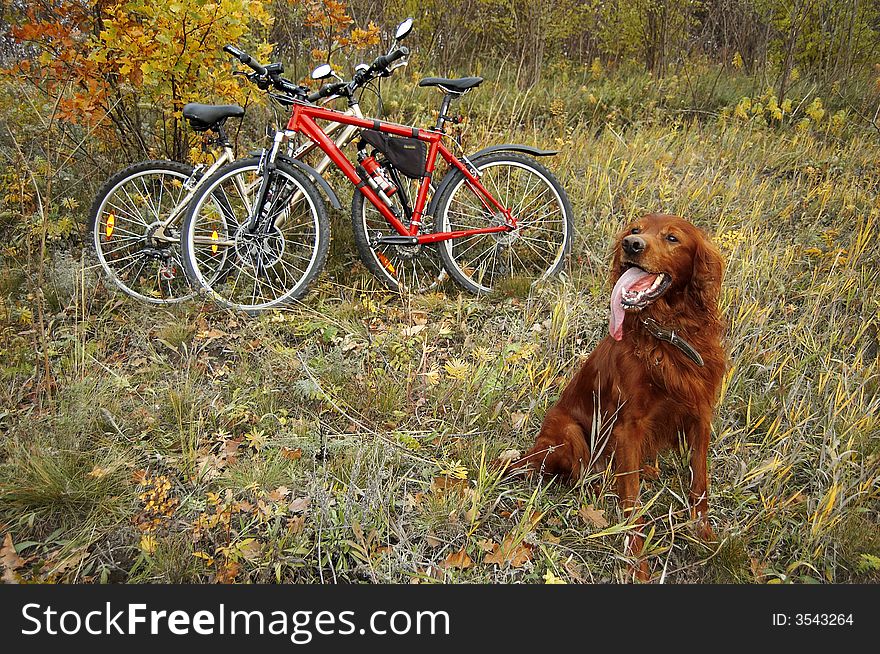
(1, 74), (879, 583)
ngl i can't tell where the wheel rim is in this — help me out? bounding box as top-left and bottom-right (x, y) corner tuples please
(93, 168), (193, 303)
(187, 164), (322, 311)
(359, 179), (445, 293)
(440, 161), (569, 292)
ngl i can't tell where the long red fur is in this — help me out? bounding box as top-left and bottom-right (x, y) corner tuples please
(510, 214), (727, 581)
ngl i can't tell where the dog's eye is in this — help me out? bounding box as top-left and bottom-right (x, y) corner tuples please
(666, 234), (678, 242)
(631, 227), (641, 234)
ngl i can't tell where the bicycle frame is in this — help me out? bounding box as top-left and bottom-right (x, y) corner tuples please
(284, 102), (517, 245)
(153, 144), (236, 240)
(190, 104), (361, 245)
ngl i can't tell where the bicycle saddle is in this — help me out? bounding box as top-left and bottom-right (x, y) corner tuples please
(183, 103), (245, 130)
(418, 77), (484, 94)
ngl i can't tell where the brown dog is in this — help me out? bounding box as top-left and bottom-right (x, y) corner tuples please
(511, 214), (726, 580)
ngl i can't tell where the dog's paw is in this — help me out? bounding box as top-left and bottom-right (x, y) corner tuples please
(696, 519), (717, 542)
(627, 560), (651, 583)
(642, 463), (661, 480)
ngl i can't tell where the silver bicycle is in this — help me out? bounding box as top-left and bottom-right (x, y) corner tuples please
(89, 100), (363, 304)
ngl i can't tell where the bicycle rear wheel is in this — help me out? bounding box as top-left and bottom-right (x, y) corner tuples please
(350, 177), (445, 293)
(181, 156), (330, 313)
(435, 152), (572, 294)
(89, 160), (196, 303)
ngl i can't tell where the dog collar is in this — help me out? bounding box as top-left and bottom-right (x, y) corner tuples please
(640, 317), (704, 367)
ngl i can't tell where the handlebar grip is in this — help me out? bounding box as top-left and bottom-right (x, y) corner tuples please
(223, 44), (266, 75)
(372, 46), (409, 72)
(307, 81), (347, 103)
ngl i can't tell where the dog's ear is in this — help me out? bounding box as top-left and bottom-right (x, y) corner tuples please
(691, 233), (724, 309)
(609, 226), (630, 288)
(609, 239), (623, 288)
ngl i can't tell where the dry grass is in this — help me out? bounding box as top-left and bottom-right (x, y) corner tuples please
(1, 80), (879, 584)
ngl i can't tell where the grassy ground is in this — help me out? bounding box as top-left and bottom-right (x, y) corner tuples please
(1, 78), (879, 583)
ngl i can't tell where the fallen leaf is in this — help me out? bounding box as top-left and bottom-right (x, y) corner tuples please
(579, 504), (609, 529)
(411, 311), (428, 326)
(267, 486), (291, 502)
(287, 515), (306, 535)
(233, 500), (254, 513)
(425, 534), (442, 548)
(87, 465), (110, 479)
(140, 534), (158, 554)
(288, 497), (310, 513)
(563, 557), (585, 583)
(441, 548), (473, 569)
(223, 438), (243, 464)
(1, 533), (25, 583)
(431, 476), (467, 492)
(476, 539), (496, 553)
(543, 570), (567, 584)
(238, 538), (262, 561)
(196, 328), (226, 340)
(401, 324), (426, 337)
(51, 549), (88, 576)
(192, 551), (215, 566)
(196, 452), (226, 480)
(510, 412), (528, 431)
(215, 560), (240, 584)
(496, 449), (521, 464)
(281, 447), (303, 461)
(484, 534), (533, 568)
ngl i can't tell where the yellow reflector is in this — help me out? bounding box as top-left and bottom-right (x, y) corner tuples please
(211, 230), (219, 254)
(376, 251), (396, 276)
(105, 214), (115, 239)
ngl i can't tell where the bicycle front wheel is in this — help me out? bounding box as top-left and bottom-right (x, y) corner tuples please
(435, 152), (573, 294)
(89, 160), (196, 303)
(181, 157), (330, 313)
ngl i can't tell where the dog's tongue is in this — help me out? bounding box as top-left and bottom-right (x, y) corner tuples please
(610, 267), (657, 341)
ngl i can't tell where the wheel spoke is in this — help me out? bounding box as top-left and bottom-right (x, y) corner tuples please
(439, 157), (569, 292)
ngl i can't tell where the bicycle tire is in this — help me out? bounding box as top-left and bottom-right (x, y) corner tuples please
(434, 152), (573, 294)
(89, 160), (196, 304)
(181, 156), (330, 313)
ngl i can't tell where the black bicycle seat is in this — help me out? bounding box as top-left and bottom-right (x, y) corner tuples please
(183, 103), (245, 130)
(418, 77), (484, 94)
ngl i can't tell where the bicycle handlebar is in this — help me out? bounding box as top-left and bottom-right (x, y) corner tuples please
(225, 39), (410, 105)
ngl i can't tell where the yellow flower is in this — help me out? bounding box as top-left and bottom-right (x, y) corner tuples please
(140, 534), (158, 554)
(444, 358), (470, 380)
(423, 368), (441, 386)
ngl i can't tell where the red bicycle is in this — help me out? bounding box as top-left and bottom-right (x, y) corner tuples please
(182, 22), (573, 312)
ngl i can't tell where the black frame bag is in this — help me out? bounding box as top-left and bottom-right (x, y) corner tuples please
(360, 130), (427, 179)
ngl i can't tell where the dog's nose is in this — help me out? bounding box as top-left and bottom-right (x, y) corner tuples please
(622, 235), (646, 256)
